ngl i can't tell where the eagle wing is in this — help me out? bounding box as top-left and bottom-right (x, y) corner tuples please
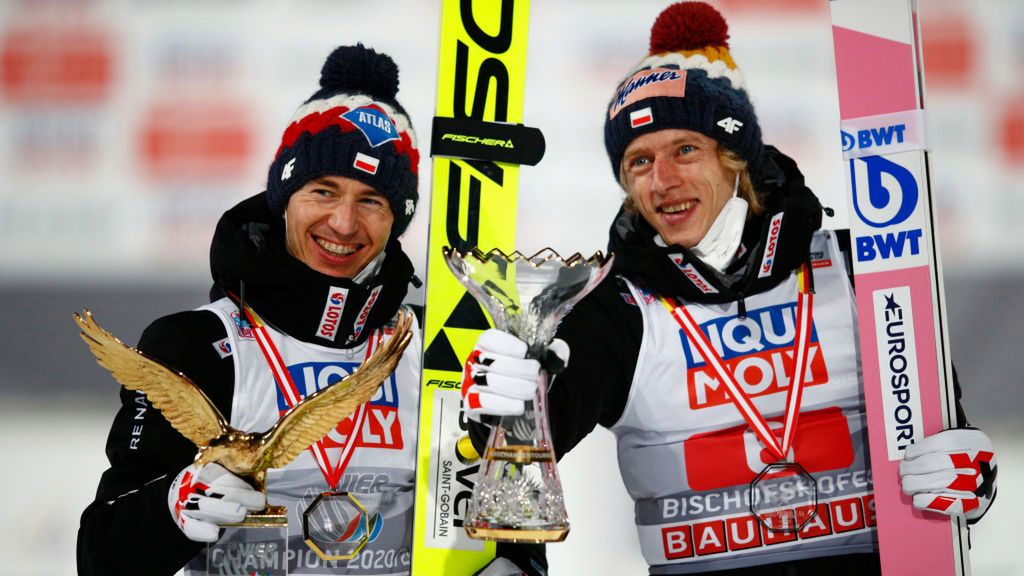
(260, 310), (412, 470)
(75, 309), (229, 446)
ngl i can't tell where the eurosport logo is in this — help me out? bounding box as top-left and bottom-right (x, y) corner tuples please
(683, 407), (854, 490)
(680, 302), (828, 409)
(872, 287), (924, 461)
(282, 361), (403, 451)
(317, 287), (349, 341)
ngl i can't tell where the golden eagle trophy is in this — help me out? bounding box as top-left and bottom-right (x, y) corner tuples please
(75, 308), (412, 573)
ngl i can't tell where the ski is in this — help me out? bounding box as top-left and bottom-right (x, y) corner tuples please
(412, 0), (533, 573)
(828, 1), (970, 574)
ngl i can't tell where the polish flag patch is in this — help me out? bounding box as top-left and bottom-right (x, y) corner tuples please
(353, 152), (379, 175)
(630, 107), (654, 128)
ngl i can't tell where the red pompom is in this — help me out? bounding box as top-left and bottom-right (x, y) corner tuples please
(649, 1), (730, 54)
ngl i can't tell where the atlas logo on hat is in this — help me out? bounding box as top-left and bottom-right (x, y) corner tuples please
(342, 104), (400, 148)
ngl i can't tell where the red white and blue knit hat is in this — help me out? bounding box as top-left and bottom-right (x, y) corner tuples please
(604, 2), (763, 179)
(266, 44), (420, 237)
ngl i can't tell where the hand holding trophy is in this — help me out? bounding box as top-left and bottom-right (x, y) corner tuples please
(74, 308), (412, 573)
(444, 247), (613, 543)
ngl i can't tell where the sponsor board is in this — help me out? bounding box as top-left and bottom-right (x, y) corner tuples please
(660, 492), (876, 560)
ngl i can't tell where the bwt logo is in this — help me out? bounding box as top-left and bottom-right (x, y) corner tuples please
(841, 123), (906, 152)
(849, 155), (923, 263)
(681, 303), (828, 409)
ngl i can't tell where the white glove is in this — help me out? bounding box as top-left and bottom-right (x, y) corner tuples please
(461, 329), (569, 421)
(168, 462), (267, 542)
(899, 428), (997, 521)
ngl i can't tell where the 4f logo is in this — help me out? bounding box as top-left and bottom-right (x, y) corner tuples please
(717, 117), (743, 134)
(281, 157), (296, 180)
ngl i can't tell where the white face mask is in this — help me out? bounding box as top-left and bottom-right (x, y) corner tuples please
(690, 173), (748, 272)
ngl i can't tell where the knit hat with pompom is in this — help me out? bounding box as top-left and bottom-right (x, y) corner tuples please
(603, 2), (763, 180)
(266, 44), (420, 237)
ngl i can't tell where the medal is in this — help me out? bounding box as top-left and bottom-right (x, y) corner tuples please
(662, 265), (818, 533)
(245, 303), (385, 558)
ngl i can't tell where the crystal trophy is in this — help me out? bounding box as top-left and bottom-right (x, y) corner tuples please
(443, 247), (613, 543)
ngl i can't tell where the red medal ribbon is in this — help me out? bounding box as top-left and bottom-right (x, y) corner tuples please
(243, 304), (381, 490)
(659, 266), (814, 461)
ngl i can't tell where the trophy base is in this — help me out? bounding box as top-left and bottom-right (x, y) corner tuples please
(465, 524), (569, 543)
(484, 445), (556, 463)
(224, 505), (288, 527)
(196, 516), (289, 576)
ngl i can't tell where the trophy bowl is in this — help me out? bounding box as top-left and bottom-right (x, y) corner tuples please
(443, 247), (613, 543)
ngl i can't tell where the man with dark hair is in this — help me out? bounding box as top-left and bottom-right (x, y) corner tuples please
(78, 44), (424, 576)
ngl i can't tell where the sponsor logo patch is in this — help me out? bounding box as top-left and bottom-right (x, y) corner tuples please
(680, 301), (828, 410)
(872, 287), (924, 460)
(661, 493), (874, 560)
(317, 288), (349, 342)
(212, 337), (233, 359)
(668, 254), (719, 294)
(282, 361), (403, 452)
(758, 213), (784, 278)
(348, 285), (382, 343)
(229, 311), (254, 340)
(610, 68), (686, 119)
(341, 104), (400, 147)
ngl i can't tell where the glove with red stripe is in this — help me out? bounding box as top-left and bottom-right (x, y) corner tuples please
(168, 462), (267, 542)
(898, 428), (997, 521)
(462, 329), (569, 422)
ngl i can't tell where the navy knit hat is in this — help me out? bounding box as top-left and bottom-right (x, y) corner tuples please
(604, 2), (763, 180)
(266, 44), (420, 237)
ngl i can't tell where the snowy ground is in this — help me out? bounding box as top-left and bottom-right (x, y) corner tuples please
(3, 404), (1018, 575)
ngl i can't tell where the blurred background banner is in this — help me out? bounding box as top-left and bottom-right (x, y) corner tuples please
(0, 0), (1020, 574)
